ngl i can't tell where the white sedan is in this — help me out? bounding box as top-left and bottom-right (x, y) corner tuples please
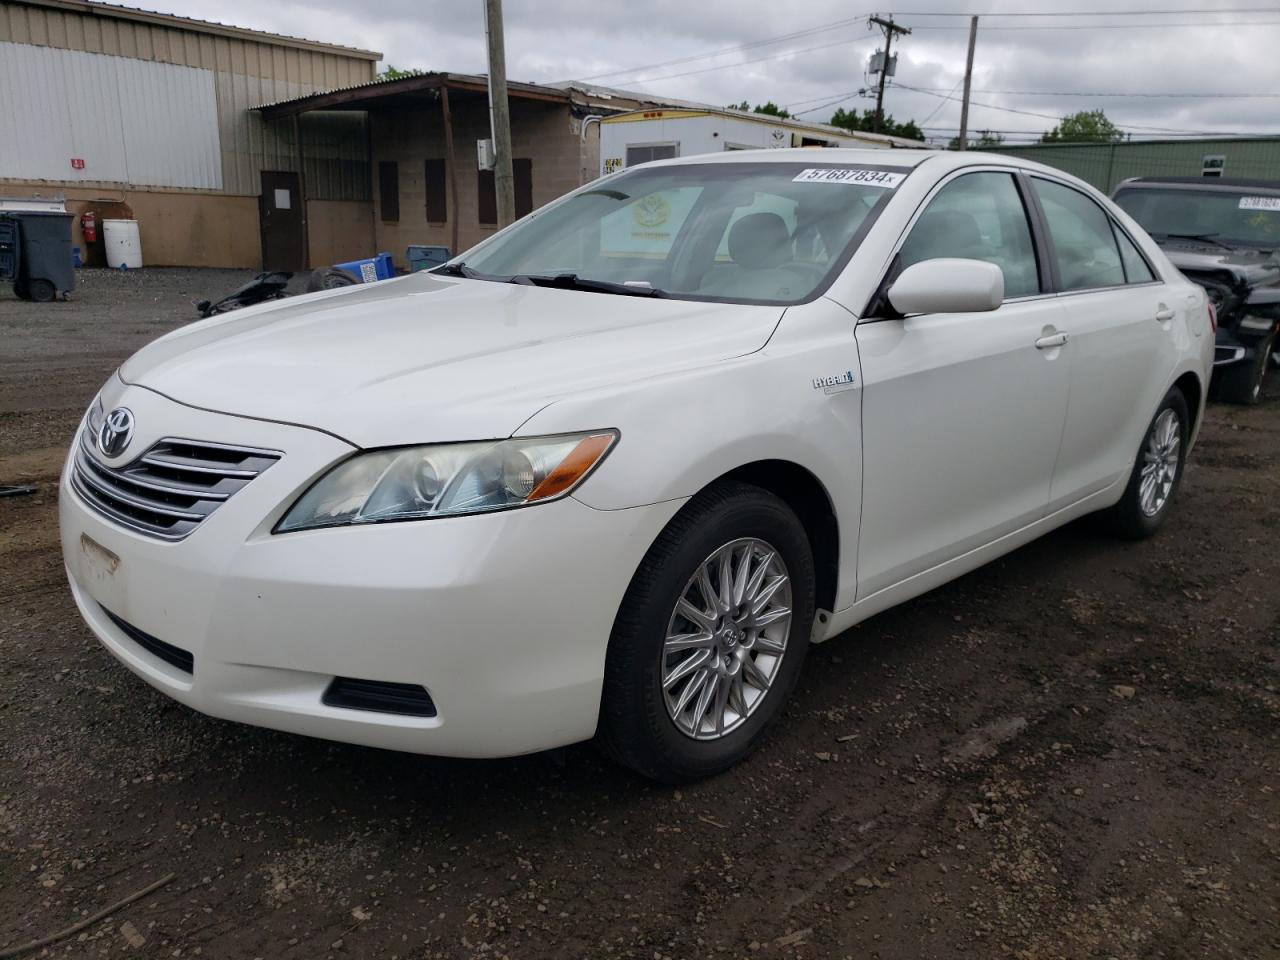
(61, 149), (1213, 781)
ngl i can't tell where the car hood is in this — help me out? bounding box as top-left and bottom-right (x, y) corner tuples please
(120, 273), (784, 448)
(1164, 245), (1280, 288)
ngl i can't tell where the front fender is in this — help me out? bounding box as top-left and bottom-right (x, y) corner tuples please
(519, 299), (865, 610)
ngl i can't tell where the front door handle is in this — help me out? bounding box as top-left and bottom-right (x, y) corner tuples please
(1155, 307), (1175, 322)
(1035, 332), (1069, 349)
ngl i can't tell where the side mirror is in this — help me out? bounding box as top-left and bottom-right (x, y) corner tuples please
(887, 258), (1004, 315)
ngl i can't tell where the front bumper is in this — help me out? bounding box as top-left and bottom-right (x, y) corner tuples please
(1214, 319), (1277, 367)
(60, 384), (682, 758)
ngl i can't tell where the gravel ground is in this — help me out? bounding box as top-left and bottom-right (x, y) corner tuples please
(1, 268), (1277, 959)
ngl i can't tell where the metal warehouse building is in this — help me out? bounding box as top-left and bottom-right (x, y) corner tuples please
(988, 137), (1280, 194)
(0, 0), (379, 268)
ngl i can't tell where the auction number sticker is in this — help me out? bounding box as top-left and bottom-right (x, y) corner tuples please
(793, 168), (906, 187)
(1239, 196), (1280, 211)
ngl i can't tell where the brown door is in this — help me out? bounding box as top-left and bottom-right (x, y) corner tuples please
(259, 171), (304, 272)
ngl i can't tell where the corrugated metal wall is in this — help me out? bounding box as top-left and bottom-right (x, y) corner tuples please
(988, 138), (1280, 193)
(0, 41), (222, 188)
(0, 1), (376, 198)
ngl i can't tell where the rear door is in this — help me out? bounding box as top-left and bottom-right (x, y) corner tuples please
(854, 169), (1071, 598)
(1027, 176), (1178, 510)
(259, 170), (304, 272)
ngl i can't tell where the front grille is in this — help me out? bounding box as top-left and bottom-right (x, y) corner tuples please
(100, 605), (194, 674)
(322, 677), (437, 717)
(72, 432), (280, 541)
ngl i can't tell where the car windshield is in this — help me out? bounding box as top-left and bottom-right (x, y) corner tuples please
(456, 161), (910, 304)
(1114, 186), (1280, 250)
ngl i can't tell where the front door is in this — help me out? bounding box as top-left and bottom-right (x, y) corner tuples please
(854, 170), (1071, 599)
(259, 171), (304, 272)
(1025, 175), (1181, 510)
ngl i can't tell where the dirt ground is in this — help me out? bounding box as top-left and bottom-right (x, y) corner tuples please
(1, 268), (1277, 959)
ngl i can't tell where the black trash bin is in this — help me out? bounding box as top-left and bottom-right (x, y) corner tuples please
(2, 211), (75, 302)
(0, 218), (18, 283)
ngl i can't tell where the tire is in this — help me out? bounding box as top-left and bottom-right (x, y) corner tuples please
(1214, 332), (1274, 405)
(27, 278), (57, 302)
(597, 481), (816, 783)
(1105, 386), (1190, 540)
(304, 266), (360, 293)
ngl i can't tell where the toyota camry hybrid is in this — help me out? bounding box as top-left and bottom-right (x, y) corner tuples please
(61, 149), (1213, 782)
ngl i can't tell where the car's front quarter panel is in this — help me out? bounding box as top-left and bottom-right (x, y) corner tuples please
(523, 296), (866, 612)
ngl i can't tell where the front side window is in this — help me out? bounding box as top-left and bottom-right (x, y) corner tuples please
(898, 172), (1040, 299)
(1033, 178), (1125, 291)
(460, 162), (909, 305)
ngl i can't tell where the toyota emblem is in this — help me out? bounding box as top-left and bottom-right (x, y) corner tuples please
(97, 407), (135, 458)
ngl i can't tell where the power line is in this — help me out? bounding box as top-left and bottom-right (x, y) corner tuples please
(573, 16), (870, 82)
(906, 19), (1280, 29)
(905, 87), (1280, 99)
(892, 6), (1280, 16)
(896, 82), (1273, 135)
(606, 35), (876, 85)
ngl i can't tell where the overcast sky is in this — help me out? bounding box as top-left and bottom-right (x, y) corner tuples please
(151, 1), (1279, 143)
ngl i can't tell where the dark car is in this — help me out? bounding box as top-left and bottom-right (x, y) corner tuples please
(1112, 177), (1280, 404)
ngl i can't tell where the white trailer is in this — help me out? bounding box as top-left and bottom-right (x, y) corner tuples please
(598, 108), (921, 176)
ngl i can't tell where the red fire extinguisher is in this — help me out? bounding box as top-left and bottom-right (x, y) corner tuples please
(81, 211), (97, 245)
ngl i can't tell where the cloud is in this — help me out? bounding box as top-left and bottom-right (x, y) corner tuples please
(153, 0), (1278, 141)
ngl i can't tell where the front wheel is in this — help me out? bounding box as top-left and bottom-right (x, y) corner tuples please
(1105, 387), (1189, 540)
(597, 482), (815, 783)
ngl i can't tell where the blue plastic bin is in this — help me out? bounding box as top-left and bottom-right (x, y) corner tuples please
(406, 245), (450, 273)
(333, 251), (395, 284)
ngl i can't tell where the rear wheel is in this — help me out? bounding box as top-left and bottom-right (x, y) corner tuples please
(1214, 332), (1274, 405)
(597, 482), (815, 782)
(1105, 387), (1189, 540)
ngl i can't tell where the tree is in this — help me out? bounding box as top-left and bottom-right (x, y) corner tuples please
(1041, 109), (1124, 144)
(947, 129), (1004, 150)
(378, 65), (425, 81)
(726, 100), (792, 119)
(828, 106), (922, 142)
(752, 101), (792, 119)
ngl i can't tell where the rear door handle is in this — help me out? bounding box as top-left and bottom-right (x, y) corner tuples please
(1035, 332), (1069, 349)
(1155, 307), (1175, 322)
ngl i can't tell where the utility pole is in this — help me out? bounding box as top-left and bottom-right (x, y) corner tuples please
(483, 0), (515, 227)
(957, 15), (979, 150)
(869, 15), (910, 134)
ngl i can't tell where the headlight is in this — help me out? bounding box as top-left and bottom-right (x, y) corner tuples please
(275, 430), (618, 533)
(85, 395), (104, 436)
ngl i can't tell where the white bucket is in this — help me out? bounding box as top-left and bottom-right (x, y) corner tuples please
(103, 219), (143, 269)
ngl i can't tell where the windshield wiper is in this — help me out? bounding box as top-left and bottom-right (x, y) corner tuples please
(506, 273), (664, 297)
(1159, 232), (1231, 249)
(432, 261), (485, 278)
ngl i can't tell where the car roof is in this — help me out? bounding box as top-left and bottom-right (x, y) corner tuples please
(635, 148), (1104, 196)
(1115, 176), (1280, 193)
(644, 147), (1087, 177)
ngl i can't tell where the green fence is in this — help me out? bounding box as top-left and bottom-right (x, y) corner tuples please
(986, 137), (1280, 193)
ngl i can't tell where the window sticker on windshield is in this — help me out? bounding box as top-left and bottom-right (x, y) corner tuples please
(793, 168), (906, 188)
(1239, 196), (1280, 211)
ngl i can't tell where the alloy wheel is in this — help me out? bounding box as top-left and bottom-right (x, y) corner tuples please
(1139, 408), (1180, 517)
(662, 538), (792, 740)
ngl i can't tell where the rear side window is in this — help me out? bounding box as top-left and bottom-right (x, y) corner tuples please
(1112, 224), (1155, 283)
(1032, 178), (1125, 291)
(898, 171), (1040, 299)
